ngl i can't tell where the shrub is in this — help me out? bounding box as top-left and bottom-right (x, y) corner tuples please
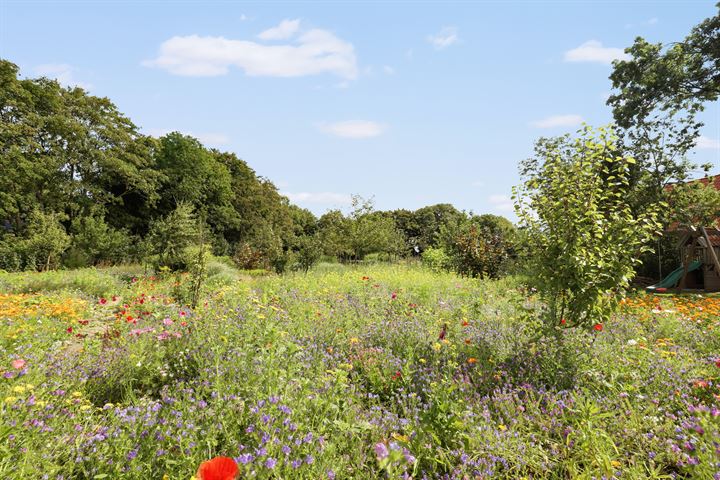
(514, 125), (661, 329)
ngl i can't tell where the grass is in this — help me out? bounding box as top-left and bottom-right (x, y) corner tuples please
(1, 264), (719, 478)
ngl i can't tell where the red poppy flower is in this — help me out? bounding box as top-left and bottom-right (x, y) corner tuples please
(560, 318), (566, 325)
(196, 456), (239, 480)
(593, 323), (603, 332)
(391, 292), (397, 299)
(391, 370), (402, 380)
(99, 298), (107, 305)
(462, 320), (469, 327)
(66, 327), (73, 333)
(716, 358), (720, 369)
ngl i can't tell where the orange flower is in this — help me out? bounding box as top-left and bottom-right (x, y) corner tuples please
(197, 456), (239, 480)
(467, 358), (477, 364)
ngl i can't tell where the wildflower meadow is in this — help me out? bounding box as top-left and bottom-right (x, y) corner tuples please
(1, 264), (719, 478)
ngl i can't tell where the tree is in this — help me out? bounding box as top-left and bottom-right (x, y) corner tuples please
(667, 178), (720, 228)
(607, 8), (720, 279)
(20, 210), (71, 271)
(514, 126), (661, 330)
(146, 203), (199, 271)
(69, 214), (133, 265)
(609, 6), (719, 131)
(435, 213), (516, 278)
(318, 197), (404, 261)
(607, 6), (719, 213)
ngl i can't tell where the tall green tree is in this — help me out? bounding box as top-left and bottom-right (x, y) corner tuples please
(514, 126), (661, 330)
(607, 5), (719, 212)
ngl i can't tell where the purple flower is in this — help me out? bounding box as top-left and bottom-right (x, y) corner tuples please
(265, 457), (277, 469)
(305, 455), (314, 465)
(236, 453), (254, 465)
(374, 442), (389, 460)
(327, 470), (336, 479)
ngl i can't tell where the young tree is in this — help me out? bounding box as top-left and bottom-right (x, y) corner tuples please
(514, 126), (661, 330)
(146, 203), (199, 271)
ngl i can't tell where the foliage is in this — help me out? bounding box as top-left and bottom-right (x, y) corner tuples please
(17, 210), (71, 271)
(145, 203), (199, 271)
(69, 214), (133, 266)
(293, 235), (322, 273)
(318, 196), (405, 261)
(438, 214), (516, 278)
(391, 204), (465, 255)
(607, 6), (719, 224)
(514, 126), (662, 329)
(667, 177), (720, 228)
(421, 246), (452, 272)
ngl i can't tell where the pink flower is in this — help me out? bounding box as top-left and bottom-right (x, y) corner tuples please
(11, 359), (26, 370)
(163, 318), (174, 326)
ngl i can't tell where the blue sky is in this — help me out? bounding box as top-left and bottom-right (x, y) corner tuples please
(2, 1), (718, 218)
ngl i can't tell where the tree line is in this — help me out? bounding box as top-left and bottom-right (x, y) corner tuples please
(0, 59), (516, 276)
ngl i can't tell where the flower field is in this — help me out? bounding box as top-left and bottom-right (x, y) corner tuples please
(1, 264), (719, 479)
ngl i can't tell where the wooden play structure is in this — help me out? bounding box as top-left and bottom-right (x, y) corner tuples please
(676, 226), (720, 292)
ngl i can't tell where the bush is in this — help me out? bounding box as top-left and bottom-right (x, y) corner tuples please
(69, 215), (133, 266)
(146, 203), (199, 271)
(514, 126), (661, 329)
(421, 246), (451, 272)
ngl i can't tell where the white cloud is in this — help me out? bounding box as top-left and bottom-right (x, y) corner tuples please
(144, 27), (357, 79)
(697, 135), (720, 150)
(318, 120), (387, 139)
(282, 192), (352, 205)
(564, 40), (629, 64)
(530, 114), (584, 129)
(33, 64), (92, 89)
(428, 27), (459, 50)
(647, 17), (659, 25)
(257, 19), (300, 40)
(488, 194), (514, 212)
(383, 65), (395, 75)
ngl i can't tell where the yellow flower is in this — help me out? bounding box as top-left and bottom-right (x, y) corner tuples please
(12, 386), (26, 394)
(349, 337), (360, 345)
(391, 432), (410, 442)
(432, 342), (442, 351)
(4, 396), (18, 404)
(498, 424), (507, 431)
(79, 405), (92, 411)
(72, 391), (83, 398)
